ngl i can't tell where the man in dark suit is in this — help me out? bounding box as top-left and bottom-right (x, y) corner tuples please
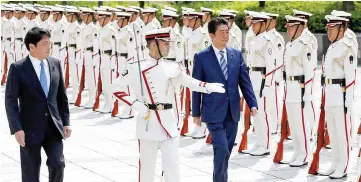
(5, 27), (71, 182)
(192, 17), (258, 182)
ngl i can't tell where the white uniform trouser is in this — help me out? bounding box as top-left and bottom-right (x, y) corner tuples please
(304, 100), (316, 138)
(286, 102), (310, 163)
(325, 106), (351, 174)
(68, 49), (80, 96)
(268, 85), (280, 134)
(116, 56), (132, 116)
(138, 137), (180, 182)
(100, 68), (115, 109)
(5, 41), (15, 69)
(84, 51), (97, 105)
(253, 91), (270, 149)
(14, 40), (24, 61)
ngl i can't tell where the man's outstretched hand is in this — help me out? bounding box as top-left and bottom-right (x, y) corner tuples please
(205, 83), (225, 93)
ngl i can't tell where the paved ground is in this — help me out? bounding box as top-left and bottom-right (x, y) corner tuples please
(1, 68), (361, 182)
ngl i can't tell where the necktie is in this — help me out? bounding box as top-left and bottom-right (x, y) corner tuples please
(219, 50), (228, 80)
(40, 61), (48, 97)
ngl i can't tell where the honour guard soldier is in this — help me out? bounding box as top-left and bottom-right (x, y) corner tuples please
(223, 9), (243, 52)
(142, 8), (158, 33)
(1, 7), (16, 85)
(25, 6), (40, 32)
(50, 7), (67, 73)
(219, 11), (242, 52)
(129, 5), (146, 28)
(126, 7), (147, 62)
(244, 10), (257, 65)
(77, 8), (100, 109)
(38, 7), (52, 30)
(181, 9), (193, 38)
(164, 5), (180, 33)
(243, 12), (275, 156)
(282, 15), (313, 166)
(146, 7), (161, 29)
(96, 11), (117, 113)
(293, 10), (318, 138)
(111, 27), (225, 182)
(331, 10), (358, 140)
(317, 15), (356, 179)
(200, 7), (214, 41)
(66, 8), (83, 103)
(13, 7), (27, 61)
(263, 12), (285, 134)
(112, 11), (135, 118)
(184, 11), (210, 139)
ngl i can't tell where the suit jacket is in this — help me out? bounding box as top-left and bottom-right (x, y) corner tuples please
(5, 56), (70, 144)
(192, 46), (257, 123)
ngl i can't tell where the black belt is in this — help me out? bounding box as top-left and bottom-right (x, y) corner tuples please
(86, 47), (93, 52)
(100, 50), (112, 56)
(117, 53), (128, 57)
(287, 75), (305, 82)
(325, 78), (345, 86)
(6, 37), (11, 41)
(165, 58), (176, 61)
(15, 38), (23, 41)
(252, 67), (266, 72)
(68, 44), (76, 48)
(54, 42), (61, 46)
(147, 103), (172, 111)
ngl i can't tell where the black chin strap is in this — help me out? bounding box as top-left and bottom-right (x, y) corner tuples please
(155, 40), (163, 60)
(332, 25), (342, 44)
(291, 24), (300, 41)
(266, 20), (272, 31)
(255, 22), (264, 36)
(192, 17), (198, 31)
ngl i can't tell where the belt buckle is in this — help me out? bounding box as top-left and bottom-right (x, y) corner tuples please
(156, 103), (164, 111)
(326, 79), (332, 84)
(300, 83), (305, 88)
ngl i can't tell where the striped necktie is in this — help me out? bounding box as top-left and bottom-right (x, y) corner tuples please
(219, 50), (228, 80)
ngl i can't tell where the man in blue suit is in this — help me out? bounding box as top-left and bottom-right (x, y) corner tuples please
(192, 17), (258, 182)
(5, 27), (71, 182)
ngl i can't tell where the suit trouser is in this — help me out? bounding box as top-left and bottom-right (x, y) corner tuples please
(286, 102), (310, 162)
(207, 108), (238, 182)
(138, 137), (180, 182)
(20, 121), (64, 182)
(253, 92), (270, 149)
(325, 106), (351, 173)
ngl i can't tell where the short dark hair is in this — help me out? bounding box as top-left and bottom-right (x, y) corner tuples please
(24, 27), (51, 51)
(208, 17), (228, 34)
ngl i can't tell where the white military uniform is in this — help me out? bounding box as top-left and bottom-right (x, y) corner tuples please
(228, 22), (242, 52)
(50, 16), (67, 76)
(2, 13), (16, 77)
(112, 29), (223, 182)
(319, 15), (356, 178)
(283, 16), (313, 166)
(185, 24), (209, 138)
(83, 21), (100, 109)
(299, 27), (318, 138)
(98, 22), (117, 113)
(14, 14), (27, 61)
(267, 28), (285, 134)
(66, 18), (83, 103)
(114, 15), (136, 118)
(244, 26), (256, 65)
(247, 30), (276, 155)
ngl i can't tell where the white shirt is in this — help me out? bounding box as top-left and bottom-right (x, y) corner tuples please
(212, 44), (228, 66)
(29, 54), (50, 92)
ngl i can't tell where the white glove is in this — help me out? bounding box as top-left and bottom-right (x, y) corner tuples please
(303, 94), (313, 102)
(132, 101), (149, 117)
(205, 83), (225, 94)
